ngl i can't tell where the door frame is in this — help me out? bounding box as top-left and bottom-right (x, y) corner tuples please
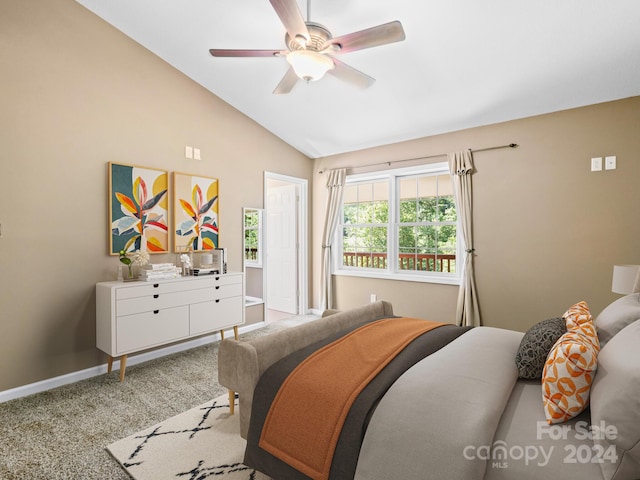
(264, 172), (308, 316)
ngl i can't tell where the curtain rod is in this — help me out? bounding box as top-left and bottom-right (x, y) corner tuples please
(318, 143), (519, 174)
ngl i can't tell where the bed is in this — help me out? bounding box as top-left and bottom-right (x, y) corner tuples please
(217, 297), (640, 480)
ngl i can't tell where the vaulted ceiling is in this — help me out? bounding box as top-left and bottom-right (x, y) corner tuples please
(76, 0), (640, 158)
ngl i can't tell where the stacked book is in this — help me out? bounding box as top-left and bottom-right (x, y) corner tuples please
(139, 263), (182, 281)
(189, 267), (220, 276)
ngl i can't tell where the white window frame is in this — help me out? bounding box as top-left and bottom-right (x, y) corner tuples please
(332, 162), (461, 285)
(243, 207), (263, 268)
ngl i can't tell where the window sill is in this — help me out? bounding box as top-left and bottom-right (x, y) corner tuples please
(332, 268), (460, 286)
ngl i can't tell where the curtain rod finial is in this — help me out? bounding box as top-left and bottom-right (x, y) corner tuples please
(509, 143), (519, 148)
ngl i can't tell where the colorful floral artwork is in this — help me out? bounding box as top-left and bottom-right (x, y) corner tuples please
(173, 173), (219, 252)
(109, 163), (169, 255)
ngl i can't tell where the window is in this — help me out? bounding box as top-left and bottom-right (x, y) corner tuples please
(341, 180), (389, 269)
(335, 163), (459, 284)
(243, 208), (262, 267)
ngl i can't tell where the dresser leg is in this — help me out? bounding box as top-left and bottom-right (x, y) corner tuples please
(107, 356), (113, 374)
(220, 329), (225, 340)
(233, 325), (239, 340)
(119, 355), (128, 382)
(229, 390), (235, 415)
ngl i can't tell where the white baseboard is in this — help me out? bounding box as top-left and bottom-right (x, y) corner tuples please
(308, 308), (323, 316)
(0, 322), (267, 404)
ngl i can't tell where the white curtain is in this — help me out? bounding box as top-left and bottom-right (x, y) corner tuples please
(320, 168), (346, 310)
(448, 151), (481, 327)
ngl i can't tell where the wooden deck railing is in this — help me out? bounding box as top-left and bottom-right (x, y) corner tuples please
(244, 247), (258, 260)
(343, 252), (456, 272)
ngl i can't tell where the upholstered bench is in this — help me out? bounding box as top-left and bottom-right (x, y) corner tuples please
(217, 301), (394, 438)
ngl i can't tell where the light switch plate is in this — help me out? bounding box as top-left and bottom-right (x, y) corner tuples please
(185, 146), (193, 159)
(591, 157), (602, 172)
(194, 148), (201, 160)
(605, 155), (616, 170)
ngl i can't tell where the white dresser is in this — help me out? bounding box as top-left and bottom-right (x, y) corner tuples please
(96, 272), (244, 380)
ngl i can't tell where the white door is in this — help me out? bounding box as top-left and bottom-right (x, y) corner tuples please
(266, 184), (298, 314)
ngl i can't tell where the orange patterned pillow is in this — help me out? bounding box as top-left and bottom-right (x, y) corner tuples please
(542, 301), (600, 424)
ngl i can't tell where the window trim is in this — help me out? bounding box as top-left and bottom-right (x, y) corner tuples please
(332, 162), (461, 286)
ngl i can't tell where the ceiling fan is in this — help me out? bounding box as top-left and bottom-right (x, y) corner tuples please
(209, 0), (406, 94)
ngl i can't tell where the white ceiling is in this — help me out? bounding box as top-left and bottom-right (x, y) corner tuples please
(76, 0), (640, 159)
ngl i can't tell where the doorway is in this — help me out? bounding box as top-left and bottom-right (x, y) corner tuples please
(264, 172), (308, 322)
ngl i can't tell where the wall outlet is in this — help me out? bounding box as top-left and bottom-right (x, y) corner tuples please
(370, 293), (377, 303)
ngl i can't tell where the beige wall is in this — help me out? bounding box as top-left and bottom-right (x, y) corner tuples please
(313, 97), (640, 331)
(0, 0), (312, 392)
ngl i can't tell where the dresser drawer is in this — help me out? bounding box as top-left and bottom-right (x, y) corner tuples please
(190, 295), (244, 335)
(116, 288), (213, 316)
(187, 274), (243, 288)
(114, 275), (242, 300)
(210, 282), (243, 300)
(116, 305), (189, 354)
(115, 279), (204, 300)
(213, 274), (243, 286)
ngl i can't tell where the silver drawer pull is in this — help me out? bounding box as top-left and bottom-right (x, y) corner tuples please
(154, 294), (159, 299)
(153, 310), (159, 314)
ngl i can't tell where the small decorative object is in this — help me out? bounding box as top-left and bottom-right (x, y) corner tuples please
(131, 249), (150, 268)
(200, 252), (214, 268)
(119, 249), (134, 281)
(180, 253), (192, 276)
(118, 249), (150, 281)
(217, 247), (228, 273)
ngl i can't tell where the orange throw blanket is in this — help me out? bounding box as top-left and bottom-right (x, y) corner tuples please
(258, 317), (445, 480)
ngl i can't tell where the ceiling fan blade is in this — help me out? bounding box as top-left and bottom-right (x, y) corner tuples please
(326, 21), (406, 54)
(209, 49), (283, 58)
(273, 67), (299, 94)
(328, 58), (375, 89)
(269, 0), (310, 44)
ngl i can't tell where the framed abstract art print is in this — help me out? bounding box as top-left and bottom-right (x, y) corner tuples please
(108, 162), (169, 255)
(173, 172), (219, 252)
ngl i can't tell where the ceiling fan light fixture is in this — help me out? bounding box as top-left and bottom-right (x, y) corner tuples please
(286, 49), (334, 82)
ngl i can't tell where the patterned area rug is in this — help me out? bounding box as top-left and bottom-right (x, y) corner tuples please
(107, 394), (271, 480)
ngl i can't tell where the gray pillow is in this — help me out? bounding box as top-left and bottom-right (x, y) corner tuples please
(515, 317), (566, 379)
(595, 293), (640, 347)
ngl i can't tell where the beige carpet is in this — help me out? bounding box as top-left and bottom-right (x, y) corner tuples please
(108, 393), (270, 480)
(0, 315), (318, 479)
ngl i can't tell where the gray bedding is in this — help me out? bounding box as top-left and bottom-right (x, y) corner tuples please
(218, 299), (637, 480)
(244, 320), (471, 479)
(355, 326), (602, 480)
(245, 325), (604, 480)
